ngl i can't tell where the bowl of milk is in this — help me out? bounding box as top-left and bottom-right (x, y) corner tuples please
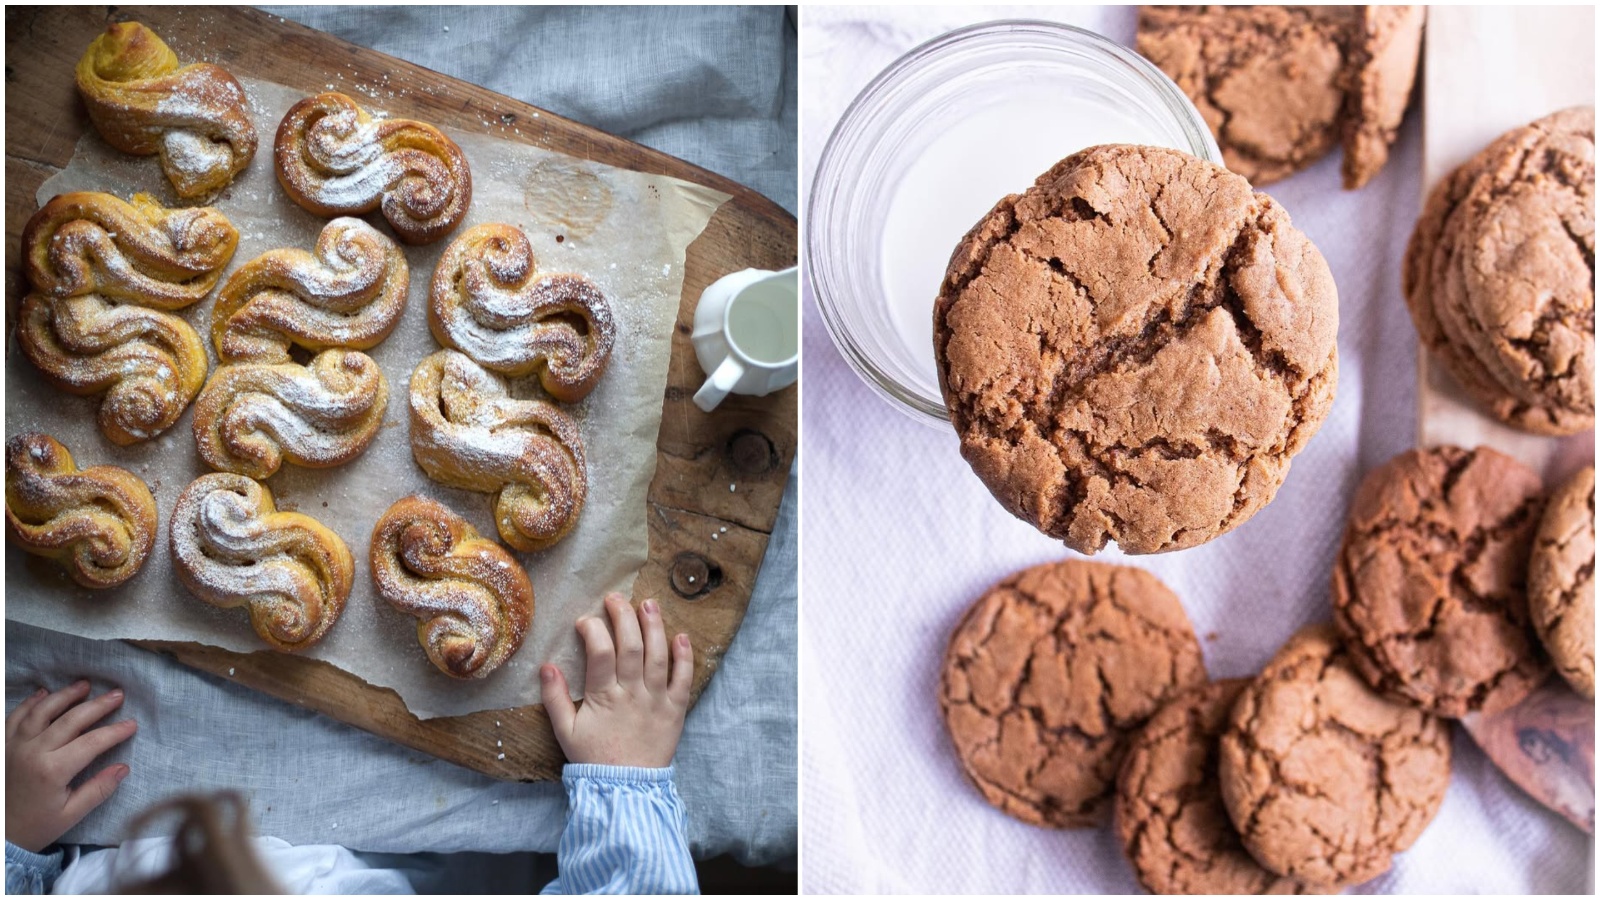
(808, 20), (1222, 426)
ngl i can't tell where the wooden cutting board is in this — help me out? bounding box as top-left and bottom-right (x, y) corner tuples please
(3, 6), (796, 781)
(1417, 6), (1595, 833)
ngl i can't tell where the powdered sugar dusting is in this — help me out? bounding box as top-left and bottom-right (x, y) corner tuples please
(9, 73), (728, 720)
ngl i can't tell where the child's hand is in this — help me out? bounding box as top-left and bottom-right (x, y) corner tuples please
(5, 681), (137, 852)
(541, 593), (693, 768)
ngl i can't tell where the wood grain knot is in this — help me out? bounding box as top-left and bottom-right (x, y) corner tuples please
(669, 552), (720, 599)
(727, 429), (776, 475)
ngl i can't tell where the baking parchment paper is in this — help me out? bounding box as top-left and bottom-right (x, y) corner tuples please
(4, 76), (729, 719)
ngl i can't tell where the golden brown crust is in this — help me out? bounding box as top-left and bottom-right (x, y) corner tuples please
(191, 349), (389, 480)
(1218, 625), (1451, 888)
(210, 217), (409, 362)
(22, 192), (239, 309)
(429, 223), (615, 401)
(75, 22), (257, 198)
(19, 192), (236, 445)
(370, 495), (534, 679)
(4, 433), (157, 589)
(408, 350), (587, 552)
(169, 472), (352, 652)
(274, 92), (472, 245)
(192, 218), (405, 478)
(19, 293), (209, 447)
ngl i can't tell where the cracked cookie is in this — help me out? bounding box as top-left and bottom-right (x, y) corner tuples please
(1115, 679), (1318, 895)
(939, 559), (1206, 828)
(1219, 625), (1452, 888)
(1403, 107), (1595, 435)
(934, 144), (1338, 555)
(1333, 446), (1549, 718)
(1136, 6), (1423, 189)
(1528, 466), (1595, 700)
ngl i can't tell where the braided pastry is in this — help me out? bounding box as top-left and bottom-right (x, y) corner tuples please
(409, 351), (587, 552)
(5, 433), (157, 589)
(76, 22), (257, 198)
(170, 472), (351, 652)
(429, 223), (615, 401)
(210, 217), (409, 362)
(370, 495), (534, 679)
(191, 350), (389, 480)
(19, 192), (237, 445)
(275, 92), (472, 245)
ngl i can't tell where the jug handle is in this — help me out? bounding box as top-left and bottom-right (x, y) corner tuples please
(693, 356), (745, 413)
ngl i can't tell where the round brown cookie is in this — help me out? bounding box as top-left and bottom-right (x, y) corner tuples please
(1115, 679), (1320, 895)
(1340, 6), (1426, 190)
(1137, 6), (1353, 185)
(1135, 6), (1423, 189)
(1332, 446), (1549, 717)
(1403, 107), (1595, 435)
(939, 559), (1206, 828)
(934, 144), (1338, 555)
(1528, 466), (1595, 699)
(1219, 625), (1452, 888)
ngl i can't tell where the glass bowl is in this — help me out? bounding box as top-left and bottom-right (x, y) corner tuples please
(808, 20), (1223, 426)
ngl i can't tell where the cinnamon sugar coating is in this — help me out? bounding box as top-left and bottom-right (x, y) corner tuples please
(370, 495), (534, 679)
(4, 433), (158, 589)
(76, 22), (257, 198)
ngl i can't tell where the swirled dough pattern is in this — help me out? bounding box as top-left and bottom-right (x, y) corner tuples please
(4, 433), (157, 589)
(23, 192), (240, 308)
(429, 223), (614, 401)
(19, 192), (236, 445)
(275, 91), (472, 245)
(370, 495), (534, 679)
(409, 350), (587, 552)
(193, 219), (405, 478)
(210, 217), (409, 362)
(192, 350), (390, 480)
(170, 472), (352, 652)
(76, 22), (257, 198)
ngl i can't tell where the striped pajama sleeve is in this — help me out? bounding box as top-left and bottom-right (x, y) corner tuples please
(5, 842), (62, 894)
(540, 764), (699, 895)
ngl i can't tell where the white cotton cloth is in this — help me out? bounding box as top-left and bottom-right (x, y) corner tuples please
(50, 838), (415, 894)
(799, 5), (1594, 894)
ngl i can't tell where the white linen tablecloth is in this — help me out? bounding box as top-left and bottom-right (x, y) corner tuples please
(799, 6), (1591, 894)
(4, 5), (796, 864)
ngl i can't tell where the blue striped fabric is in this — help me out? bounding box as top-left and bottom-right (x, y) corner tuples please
(541, 765), (699, 895)
(5, 842), (63, 894)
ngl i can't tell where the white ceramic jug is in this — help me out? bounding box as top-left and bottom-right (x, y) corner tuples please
(691, 266), (798, 412)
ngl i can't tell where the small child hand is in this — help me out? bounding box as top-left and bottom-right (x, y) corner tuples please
(541, 593), (693, 768)
(5, 681), (137, 853)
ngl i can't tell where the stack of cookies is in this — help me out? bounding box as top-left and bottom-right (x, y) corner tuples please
(1403, 108), (1595, 435)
